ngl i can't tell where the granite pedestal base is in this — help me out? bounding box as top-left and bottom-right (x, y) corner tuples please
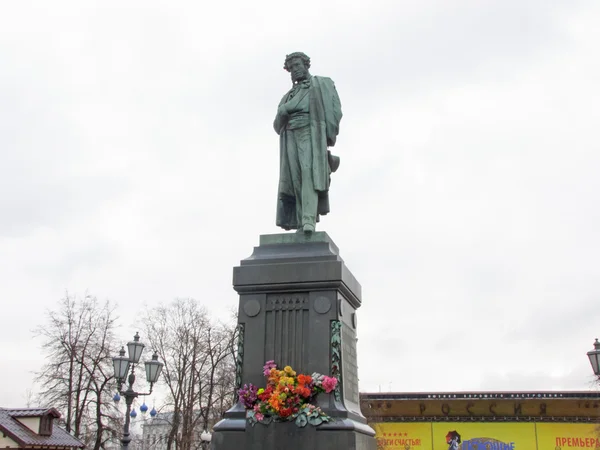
(211, 232), (375, 450)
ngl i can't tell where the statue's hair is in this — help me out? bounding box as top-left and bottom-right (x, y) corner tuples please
(283, 52), (311, 71)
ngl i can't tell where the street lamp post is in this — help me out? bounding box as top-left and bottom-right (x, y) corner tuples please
(587, 338), (600, 377)
(113, 332), (164, 450)
(200, 430), (212, 450)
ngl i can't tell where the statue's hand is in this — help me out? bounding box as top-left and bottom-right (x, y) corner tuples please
(274, 104), (289, 134)
(277, 104), (290, 117)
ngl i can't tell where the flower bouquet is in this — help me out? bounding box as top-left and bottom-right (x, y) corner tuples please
(238, 360), (338, 427)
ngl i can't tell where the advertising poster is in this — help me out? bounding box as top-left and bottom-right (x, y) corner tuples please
(372, 422), (600, 449)
(373, 422), (433, 450)
(537, 423), (600, 449)
(431, 422), (536, 450)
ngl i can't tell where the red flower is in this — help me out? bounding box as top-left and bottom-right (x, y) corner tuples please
(258, 386), (273, 401)
(279, 407), (293, 418)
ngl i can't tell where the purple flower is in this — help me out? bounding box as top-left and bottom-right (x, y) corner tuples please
(263, 360), (277, 376)
(238, 384), (258, 408)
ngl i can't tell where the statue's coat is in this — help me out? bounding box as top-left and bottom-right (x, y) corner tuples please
(274, 76), (342, 230)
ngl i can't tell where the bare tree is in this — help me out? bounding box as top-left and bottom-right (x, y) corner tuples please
(34, 293), (121, 450)
(142, 299), (237, 450)
(198, 323), (238, 433)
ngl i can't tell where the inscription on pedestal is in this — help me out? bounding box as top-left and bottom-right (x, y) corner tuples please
(341, 323), (360, 408)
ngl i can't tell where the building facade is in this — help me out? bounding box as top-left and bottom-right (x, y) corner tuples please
(141, 413), (172, 450)
(0, 408), (84, 450)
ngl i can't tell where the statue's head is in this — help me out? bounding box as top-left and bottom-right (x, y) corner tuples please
(284, 52), (311, 83)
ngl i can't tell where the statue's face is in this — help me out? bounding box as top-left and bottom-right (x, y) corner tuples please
(287, 58), (309, 83)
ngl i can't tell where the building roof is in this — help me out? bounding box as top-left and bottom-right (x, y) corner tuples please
(361, 390), (600, 400)
(0, 408), (85, 448)
(360, 391), (600, 423)
(5, 408), (62, 418)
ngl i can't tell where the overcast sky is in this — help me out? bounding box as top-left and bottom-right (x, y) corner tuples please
(1, 0), (600, 408)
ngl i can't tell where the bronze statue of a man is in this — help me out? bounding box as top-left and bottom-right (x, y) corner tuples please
(274, 52), (343, 233)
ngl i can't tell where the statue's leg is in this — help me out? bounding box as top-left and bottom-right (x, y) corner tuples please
(296, 127), (318, 231)
(285, 130), (303, 229)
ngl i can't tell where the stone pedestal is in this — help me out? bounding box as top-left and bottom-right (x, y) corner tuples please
(211, 232), (376, 450)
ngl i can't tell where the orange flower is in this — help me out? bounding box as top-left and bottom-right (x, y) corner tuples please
(296, 386), (311, 398)
(268, 396), (281, 410)
(297, 374), (312, 385)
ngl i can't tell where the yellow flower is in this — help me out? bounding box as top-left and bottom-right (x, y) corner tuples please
(284, 366), (296, 377)
(268, 369), (282, 383)
(278, 376), (295, 386)
(257, 388), (264, 395)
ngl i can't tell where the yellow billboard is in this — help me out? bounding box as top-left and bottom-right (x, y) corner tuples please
(372, 423), (433, 449)
(431, 422), (535, 449)
(537, 423), (600, 449)
(372, 422), (600, 449)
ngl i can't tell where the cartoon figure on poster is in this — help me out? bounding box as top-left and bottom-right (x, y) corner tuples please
(446, 431), (461, 450)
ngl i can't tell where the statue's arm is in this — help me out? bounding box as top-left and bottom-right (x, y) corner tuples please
(328, 83), (342, 146)
(319, 78), (343, 147)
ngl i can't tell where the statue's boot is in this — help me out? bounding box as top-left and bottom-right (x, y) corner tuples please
(303, 223), (315, 233)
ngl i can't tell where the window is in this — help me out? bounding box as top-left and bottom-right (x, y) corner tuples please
(39, 415), (53, 436)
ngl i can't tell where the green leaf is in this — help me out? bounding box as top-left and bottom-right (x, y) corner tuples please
(308, 416), (323, 426)
(295, 414), (308, 428)
(262, 416), (272, 425)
